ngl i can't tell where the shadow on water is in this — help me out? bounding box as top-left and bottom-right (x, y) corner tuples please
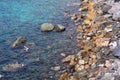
(0, 0), (80, 79)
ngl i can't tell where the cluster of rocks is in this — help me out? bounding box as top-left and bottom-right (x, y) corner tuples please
(12, 22), (66, 48)
(87, 59), (120, 80)
(59, 0), (120, 80)
(40, 23), (66, 32)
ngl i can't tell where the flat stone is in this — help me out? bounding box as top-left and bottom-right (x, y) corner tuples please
(51, 66), (60, 71)
(3, 62), (25, 72)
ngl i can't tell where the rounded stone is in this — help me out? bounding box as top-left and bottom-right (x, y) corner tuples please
(40, 23), (54, 32)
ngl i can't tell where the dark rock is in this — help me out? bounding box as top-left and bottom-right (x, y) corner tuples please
(54, 24), (66, 32)
(40, 23), (54, 32)
(114, 0), (120, 2)
(12, 36), (26, 48)
(113, 39), (120, 58)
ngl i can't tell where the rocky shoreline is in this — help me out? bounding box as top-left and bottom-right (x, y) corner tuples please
(59, 0), (120, 80)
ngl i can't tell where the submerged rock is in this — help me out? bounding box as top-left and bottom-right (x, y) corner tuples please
(12, 36), (26, 48)
(2, 62), (25, 72)
(51, 66), (61, 71)
(54, 24), (66, 32)
(40, 23), (54, 32)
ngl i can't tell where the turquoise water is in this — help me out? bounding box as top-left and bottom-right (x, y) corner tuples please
(0, 0), (80, 80)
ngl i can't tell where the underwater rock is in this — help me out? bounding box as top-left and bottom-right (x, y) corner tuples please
(40, 23), (54, 32)
(51, 66), (61, 71)
(54, 24), (66, 32)
(60, 53), (66, 57)
(2, 62), (25, 72)
(12, 36), (26, 48)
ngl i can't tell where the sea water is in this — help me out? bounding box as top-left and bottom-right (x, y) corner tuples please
(0, 0), (80, 79)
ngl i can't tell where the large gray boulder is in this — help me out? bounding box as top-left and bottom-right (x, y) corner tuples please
(40, 23), (54, 32)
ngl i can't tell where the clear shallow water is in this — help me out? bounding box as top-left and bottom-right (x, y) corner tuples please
(0, 0), (80, 79)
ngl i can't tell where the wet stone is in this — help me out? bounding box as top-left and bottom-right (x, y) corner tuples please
(60, 53), (66, 57)
(2, 62), (25, 72)
(12, 36), (26, 48)
(40, 23), (54, 32)
(54, 24), (66, 32)
(51, 66), (61, 71)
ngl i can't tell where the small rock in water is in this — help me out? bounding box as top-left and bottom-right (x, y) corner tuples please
(51, 66), (60, 71)
(54, 24), (66, 32)
(40, 23), (54, 32)
(0, 74), (4, 78)
(60, 53), (66, 57)
(12, 36), (26, 48)
(3, 62), (25, 72)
